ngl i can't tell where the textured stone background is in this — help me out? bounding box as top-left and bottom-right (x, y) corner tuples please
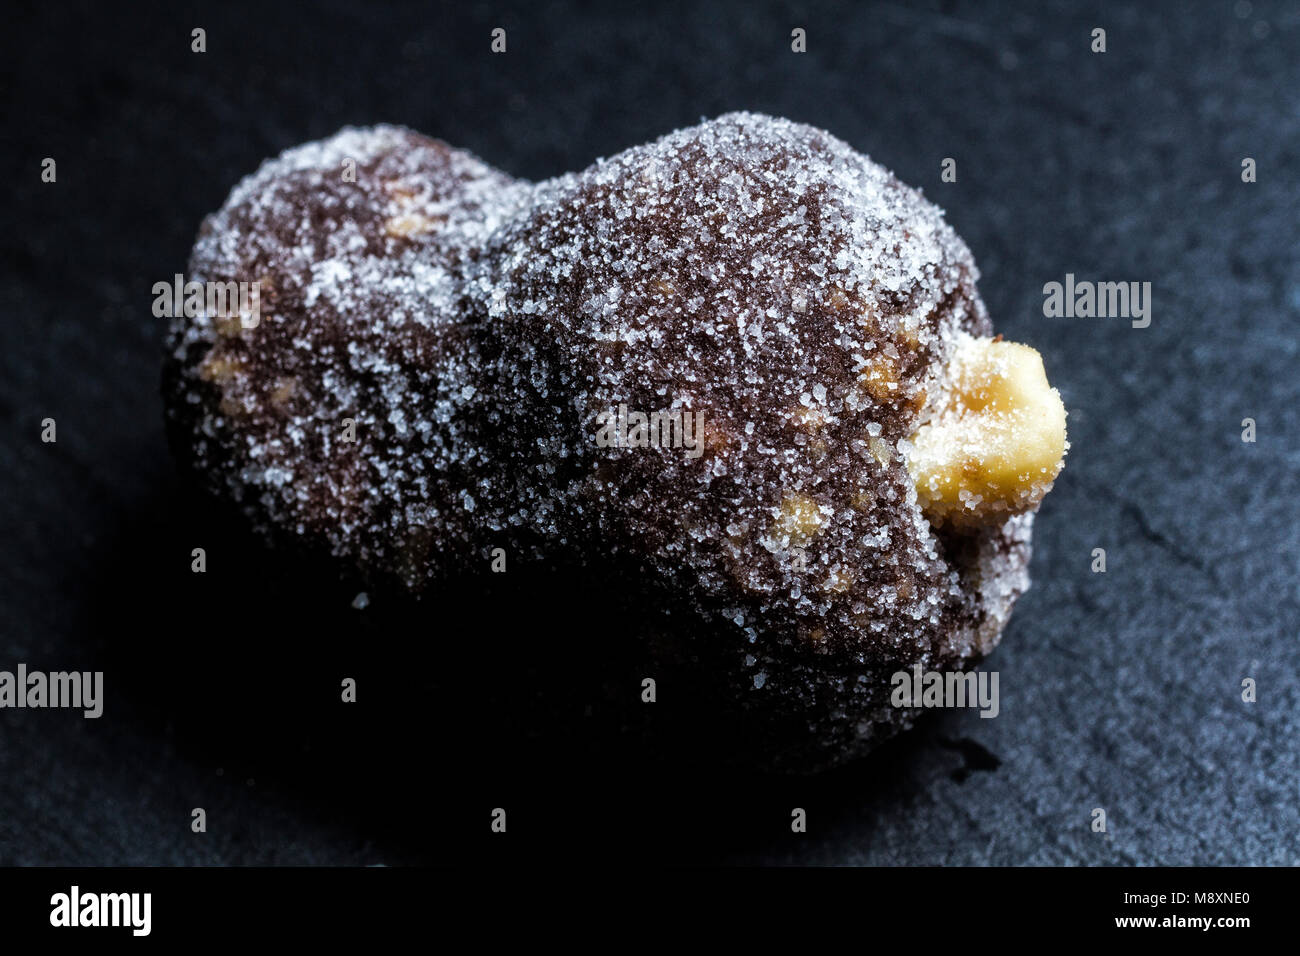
(2, 0), (1297, 864)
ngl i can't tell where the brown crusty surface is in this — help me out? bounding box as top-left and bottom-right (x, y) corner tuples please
(165, 114), (1034, 771)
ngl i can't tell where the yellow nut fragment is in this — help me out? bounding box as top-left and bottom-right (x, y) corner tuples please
(383, 178), (420, 203)
(773, 492), (824, 546)
(197, 350), (245, 385)
(858, 355), (898, 402)
(384, 213), (437, 239)
(906, 335), (1067, 528)
(867, 435), (892, 468)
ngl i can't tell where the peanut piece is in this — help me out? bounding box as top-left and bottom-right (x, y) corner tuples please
(773, 492), (824, 546)
(906, 335), (1067, 527)
(384, 213), (437, 239)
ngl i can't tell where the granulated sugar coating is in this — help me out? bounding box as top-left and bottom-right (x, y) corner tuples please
(165, 126), (532, 581)
(165, 113), (1065, 771)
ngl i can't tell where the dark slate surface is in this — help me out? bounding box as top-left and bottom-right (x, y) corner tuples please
(1, 0), (1297, 865)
